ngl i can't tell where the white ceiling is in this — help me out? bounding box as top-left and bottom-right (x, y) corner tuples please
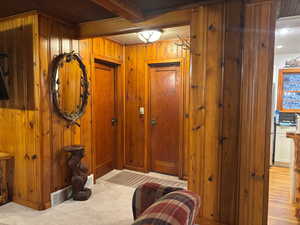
(105, 25), (190, 45)
(275, 16), (300, 54)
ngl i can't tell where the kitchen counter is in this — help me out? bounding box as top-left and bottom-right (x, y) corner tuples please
(286, 133), (300, 219)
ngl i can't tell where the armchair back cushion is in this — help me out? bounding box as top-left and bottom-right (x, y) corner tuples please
(132, 182), (183, 220)
(132, 188), (201, 225)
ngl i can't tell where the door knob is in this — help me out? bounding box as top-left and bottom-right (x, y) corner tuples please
(112, 118), (118, 126)
(151, 119), (157, 126)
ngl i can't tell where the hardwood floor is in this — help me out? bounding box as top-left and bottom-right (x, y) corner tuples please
(268, 167), (299, 225)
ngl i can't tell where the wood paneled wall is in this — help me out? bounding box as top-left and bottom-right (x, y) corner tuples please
(38, 15), (89, 208)
(124, 40), (190, 177)
(0, 13), (42, 209)
(0, 3), (279, 225)
(187, 1), (277, 224)
(189, 3), (224, 223)
(188, 2), (245, 224)
(220, 1), (243, 225)
(92, 37), (124, 64)
(238, 1), (277, 225)
(0, 12), (124, 209)
(39, 20), (124, 208)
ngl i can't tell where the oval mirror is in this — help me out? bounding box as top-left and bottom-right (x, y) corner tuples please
(51, 52), (89, 125)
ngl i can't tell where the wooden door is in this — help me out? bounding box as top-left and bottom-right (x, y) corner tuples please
(149, 64), (181, 176)
(93, 62), (116, 179)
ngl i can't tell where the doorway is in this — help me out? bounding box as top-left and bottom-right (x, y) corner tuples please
(268, 16), (300, 224)
(93, 61), (117, 179)
(101, 26), (191, 179)
(148, 62), (183, 176)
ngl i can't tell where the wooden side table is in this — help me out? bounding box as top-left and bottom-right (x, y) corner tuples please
(0, 152), (13, 205)
(287, 133), (300, 219)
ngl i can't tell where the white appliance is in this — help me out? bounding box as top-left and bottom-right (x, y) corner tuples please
(274, 125), (295, 167)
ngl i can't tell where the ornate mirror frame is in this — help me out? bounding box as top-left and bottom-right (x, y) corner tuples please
(51, 52), (89, 126)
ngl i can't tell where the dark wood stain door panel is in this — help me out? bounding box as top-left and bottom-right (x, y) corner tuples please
(93, 63), (116, 179)
(150, 64), (181, 175)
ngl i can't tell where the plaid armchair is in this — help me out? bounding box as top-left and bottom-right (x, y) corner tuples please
(132, 183), (201, 225)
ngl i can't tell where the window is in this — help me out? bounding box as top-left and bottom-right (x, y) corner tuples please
(277, 68), (300, 112)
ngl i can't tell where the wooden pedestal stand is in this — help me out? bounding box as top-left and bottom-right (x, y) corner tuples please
(0, 152), (13, 205)
(63, 145), (91, 201)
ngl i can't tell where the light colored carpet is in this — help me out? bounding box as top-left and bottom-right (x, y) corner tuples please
(0, 170), (186, 225)
(0, 171), (134, 225)
(106, 171), (186, 189)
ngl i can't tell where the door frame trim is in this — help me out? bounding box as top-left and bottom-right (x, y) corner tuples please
(91, 55), (125, 180)
(144, 58), (185, 177)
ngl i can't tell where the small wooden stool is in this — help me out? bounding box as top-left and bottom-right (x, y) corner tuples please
(0, 152), (13, 205)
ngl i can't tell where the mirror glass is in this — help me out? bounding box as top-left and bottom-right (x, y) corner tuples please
(52, 53), (89, 123)
(56, 59), (82, 113)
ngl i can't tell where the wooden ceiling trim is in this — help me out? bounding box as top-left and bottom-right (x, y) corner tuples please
(0, 10), (38, 22)
(143, 0), (224, 18)
(90, 0), (144, 22)
(78, 8), (193, 39)
(279, 0), (300, 17)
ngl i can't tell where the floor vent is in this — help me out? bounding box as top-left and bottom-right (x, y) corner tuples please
(86, 174), (94, 188)
(50, 174), (94, 207)
(105, 171), (186, 189)
(50, 186), (72, 207)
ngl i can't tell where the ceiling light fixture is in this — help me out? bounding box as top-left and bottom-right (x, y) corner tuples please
(138, 30), (162, 43)
(276, 45), (283, 49)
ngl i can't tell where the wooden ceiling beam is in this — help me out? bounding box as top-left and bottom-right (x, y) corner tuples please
(279, 0), (300, 17)
(78, 8), (193, 39)
(90, 0), (144, 22)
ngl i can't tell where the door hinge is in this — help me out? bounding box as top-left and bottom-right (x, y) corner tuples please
(221, 60), (225, 68)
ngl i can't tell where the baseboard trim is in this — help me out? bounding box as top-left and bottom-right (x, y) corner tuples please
(198, 217), (226, 225)
(50, 174), (94, 207)
(42, 201), (51, 209)
(95, 161), (113, 179)
(274, 161), (290, 168)
(13, 197), (43, 210)
(124, 164), (147, 173)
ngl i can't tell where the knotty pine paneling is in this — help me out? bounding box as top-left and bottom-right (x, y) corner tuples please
(188, 1), (277, 224)
(188, 3), (246, 224)
(124, 40), (190, 177)
(220, 1), (243, 225)
(279, 0), (300, 17)
(0, 12), (42, 209)
(93, 37), (123, 63)
(188, 3), (225, 223)
(39, 24), (124, 207)
(0, 6), (276, 225)
(0, 12), (124, 209)
(238, 1), (277, 225)
(39, 19), (124, 207)
(38, 15), (95, 208)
